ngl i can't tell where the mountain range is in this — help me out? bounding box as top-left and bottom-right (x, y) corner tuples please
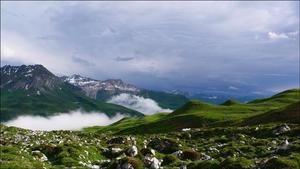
(0, 64), (188, 121)
(61, 74), (189, 110)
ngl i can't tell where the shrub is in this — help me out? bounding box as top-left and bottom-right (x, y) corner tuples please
(60, 157), (77, 167)
(162, 155), (178, 166)
(147, 138), (179, 154)
(220, 157), (254, 169)
(182, 150), (200, 161)
(262, 157), (299, 169)
(140, 148), (154, 156)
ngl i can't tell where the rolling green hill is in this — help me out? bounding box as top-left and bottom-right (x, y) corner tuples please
(242, 101), (300, 125)
(85, 89), (300, 134)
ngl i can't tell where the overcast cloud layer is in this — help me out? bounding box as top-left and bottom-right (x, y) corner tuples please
(4, 110), (126, 131)
(1, 1), (299, 94)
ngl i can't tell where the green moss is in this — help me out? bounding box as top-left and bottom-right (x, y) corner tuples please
(221, 157), (254, 169)
(162, 155), (178, 166)
(188, 160), (220, 169)
(263, 157), (299, 169)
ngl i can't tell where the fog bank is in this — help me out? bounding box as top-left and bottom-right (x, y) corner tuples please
(4, 110), (125, 131)
(108, 93), (172, 115)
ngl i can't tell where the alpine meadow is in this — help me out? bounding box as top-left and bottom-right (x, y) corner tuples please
(0, 1), (299, 169)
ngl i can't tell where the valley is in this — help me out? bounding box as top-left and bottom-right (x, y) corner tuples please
(1, 66), (299, 169)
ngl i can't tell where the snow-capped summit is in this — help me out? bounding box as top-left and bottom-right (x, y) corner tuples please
(61, 75), (140, 99)
(63, 74), (99, 87)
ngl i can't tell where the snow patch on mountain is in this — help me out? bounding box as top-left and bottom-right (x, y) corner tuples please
(108, 93), (172, 115)
(62, 75), (140, 98)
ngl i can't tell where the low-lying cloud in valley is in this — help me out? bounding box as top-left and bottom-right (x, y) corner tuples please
(4, 110), (126, 131)
(108, 93), (172, 115)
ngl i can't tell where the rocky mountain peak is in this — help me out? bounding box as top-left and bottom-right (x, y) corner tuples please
(0, 64), (62, 90)
(62, 75), (140, 99)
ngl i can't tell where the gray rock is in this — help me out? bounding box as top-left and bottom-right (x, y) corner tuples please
(277, 139), (289, 151)
(200, 152), (211, 160)
(127, 145), (138, 157)
(172, 150), (183, 158)
(144, 156), (162, 169)
(111, 147), (123, 154)
(273, 124), (290, 135)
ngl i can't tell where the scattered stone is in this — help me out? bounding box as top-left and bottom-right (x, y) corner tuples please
(208, 147), (219, 153)
(144, 156), (162, 169)
(118, 162), (134, 169)
(32, 150), (48, 161)
(180, 164), (187, 169)
(127, 146), (138, 157)
(200, 152), (211, 160)
(277, 139), (289, 151)
(182, 128), (191, 132)
(111, 148), (123, 154)
(172, 150), (183, 158)
(273, 124), (290, 135)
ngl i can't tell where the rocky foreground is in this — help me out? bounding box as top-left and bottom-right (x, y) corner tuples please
(0, 123), (299, 169)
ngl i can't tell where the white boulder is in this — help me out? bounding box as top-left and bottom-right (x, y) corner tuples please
(144, 156), (162, 169)
(127, 146), (138, 157)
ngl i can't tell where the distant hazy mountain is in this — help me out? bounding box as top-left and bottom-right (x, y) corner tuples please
(0, 65), (143, 122)
(62, 74), (189, 110)
(189, 92), (264, 104)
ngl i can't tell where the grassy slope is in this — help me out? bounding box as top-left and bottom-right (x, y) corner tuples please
(95, 89), (189, 110)
(242, 101), (300, 125)
(0, 83), (143, 122)
(85, 89), (300, 134)
(139, 90), (189, 110)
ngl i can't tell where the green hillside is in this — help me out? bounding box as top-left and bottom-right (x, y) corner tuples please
(0, 83), (143, 122)
(85, 89), (300, 134)
(242, 101), (300, 125)
(139, 90), (189, 110)
(95, 89), (189, 110)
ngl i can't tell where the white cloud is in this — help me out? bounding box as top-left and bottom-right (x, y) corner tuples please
(287, 31), (299, 36)
(228, 86), (239, 90)
(108, 93), (172, 115)
(4, 110), (125, 131)
(268, 32), (289, 40)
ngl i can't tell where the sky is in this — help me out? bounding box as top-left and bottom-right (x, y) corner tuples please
(1, 1), (299, 95)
